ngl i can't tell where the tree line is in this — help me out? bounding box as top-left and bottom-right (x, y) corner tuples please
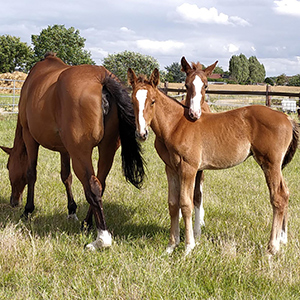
(1, 24), (300, 86)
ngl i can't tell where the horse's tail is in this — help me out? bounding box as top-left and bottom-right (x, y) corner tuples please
(102, 72), (145, 188)
(282, 119), (299, 169)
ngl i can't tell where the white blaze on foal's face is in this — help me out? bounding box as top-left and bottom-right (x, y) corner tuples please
(190, 75), (204, 119)
(136, 89), (148, 137)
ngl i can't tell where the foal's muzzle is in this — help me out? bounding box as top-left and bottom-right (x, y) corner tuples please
(189, 108), (201, 120)
(135, 129), (149, 141)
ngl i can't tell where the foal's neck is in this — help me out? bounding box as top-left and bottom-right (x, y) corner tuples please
(151, 89), (186, 138)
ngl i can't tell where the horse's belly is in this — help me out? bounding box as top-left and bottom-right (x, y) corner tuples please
(200, 142), (251, 170)
(30, 123), (64, 151)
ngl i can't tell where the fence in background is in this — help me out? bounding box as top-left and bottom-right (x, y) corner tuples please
(1, 79), (300, 114)
(0, 78), (24, 113)
(162, 82), (300, 113)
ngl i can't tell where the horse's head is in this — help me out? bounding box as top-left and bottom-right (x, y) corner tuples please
(181, 56), (218, 120)
(127, 68), (159, 141)
(0, 145), (27, 207)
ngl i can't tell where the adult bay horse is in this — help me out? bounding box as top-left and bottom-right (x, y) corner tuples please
(127, 67), (298, 255)
(1, 53), (145, 250)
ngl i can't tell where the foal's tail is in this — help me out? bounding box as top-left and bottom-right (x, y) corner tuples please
(282, 120), (299, 169)
(102, 72), (145, 188)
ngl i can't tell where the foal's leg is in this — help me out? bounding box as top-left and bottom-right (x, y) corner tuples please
(265, 167), (289, 255)
(180, 167), (197, 255)
(22, 130), (39, 219)
(165, 165), (181, 254)
(60, 152), (78, 220)
(193, 171), (205, 239)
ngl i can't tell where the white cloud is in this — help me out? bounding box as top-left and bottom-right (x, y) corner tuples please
(136, 39), (185, 54)
(120, 27), (135, 34)
(273, 0), (300, 17)
(261, 56), (300, 76)
(226, 44), (239, 53)
(176, 3), (250, 26)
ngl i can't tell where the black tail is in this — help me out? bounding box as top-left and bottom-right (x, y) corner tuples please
(103, 73), (145, 188)
(282, 120), (299, 169)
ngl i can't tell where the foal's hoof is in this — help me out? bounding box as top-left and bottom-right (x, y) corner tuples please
(185, 242), (196, 256)
(85, 230), (112, 251)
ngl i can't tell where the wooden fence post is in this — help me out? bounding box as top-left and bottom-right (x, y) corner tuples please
(265, 84), (271, 107)
(164, 81), (168, 95)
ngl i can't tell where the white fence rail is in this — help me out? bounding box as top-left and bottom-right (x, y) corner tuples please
(0, 78), (24, 113)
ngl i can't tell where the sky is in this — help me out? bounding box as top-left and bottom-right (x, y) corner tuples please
(1, 0), (300, 77)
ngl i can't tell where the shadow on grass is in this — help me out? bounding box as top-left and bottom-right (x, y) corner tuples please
(0, 195), (167, 242)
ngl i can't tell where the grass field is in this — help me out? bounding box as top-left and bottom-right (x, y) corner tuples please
(0, 113), (300, 299)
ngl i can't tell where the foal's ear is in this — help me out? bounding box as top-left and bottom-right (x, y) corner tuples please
(127, 68), (137, 87)
(204, 61), (218, 76)
(181, 56), (192, 74)
(0, 146), (12, 155)
(150, 68), (160, 87)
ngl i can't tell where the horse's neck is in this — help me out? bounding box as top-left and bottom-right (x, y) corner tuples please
(151, 89), (185, 139)
(13, 118), (27, 156)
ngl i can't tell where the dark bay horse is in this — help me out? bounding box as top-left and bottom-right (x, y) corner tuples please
(1, 53), (144, 250)
(128, 67), (298, 255)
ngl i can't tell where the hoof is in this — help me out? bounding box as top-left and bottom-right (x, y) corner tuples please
(67, 213), (79, 221)
(166, 244), (176, 254)
(85, 230), (112, 251)
(185, 241), (196, 256)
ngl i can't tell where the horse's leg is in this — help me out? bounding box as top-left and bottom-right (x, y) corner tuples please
(60, 152), (78, 220)
(180, 164), (197, 255)
(71, 155), (111, 250)
(264, 166), (289, 255)
(22, 130), (39, 219)
(280, 211), (288, 244)
(193, 171), (205, 239)
(82, 141), (118, 232)
(165, 165), (181, 254)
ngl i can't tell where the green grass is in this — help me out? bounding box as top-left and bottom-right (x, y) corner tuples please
(0, 114), (300, 299)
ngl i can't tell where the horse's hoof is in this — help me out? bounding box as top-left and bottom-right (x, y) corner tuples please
(20, 212), (29, 221)
(185, 242), (196, 256)
(166, 244), (176, 254)
(67, 213), (79, 221)
(85, 230), (112, 251)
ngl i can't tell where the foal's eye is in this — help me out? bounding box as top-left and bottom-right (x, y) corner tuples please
(151, 100), (156, 106)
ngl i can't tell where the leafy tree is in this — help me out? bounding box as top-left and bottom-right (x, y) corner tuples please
(276, 74), (288, 86)
(229, 54), (249, 84)
(288, 74), (300, 86)
(0, 35), (33, 73)
(213, 66), (224, 74)
(103, 50), (160, 83)
(264, 77), (275, 86)
(31, 25), (94, 67)
(229, 54), (266, 84)
(248, 56), (266, 84)
(165, 62), (186, 82)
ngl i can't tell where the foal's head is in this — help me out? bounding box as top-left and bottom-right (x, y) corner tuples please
(181, 56), (218, 120)
(0, 144), (27, 207)
(127, 68), (159, 141)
